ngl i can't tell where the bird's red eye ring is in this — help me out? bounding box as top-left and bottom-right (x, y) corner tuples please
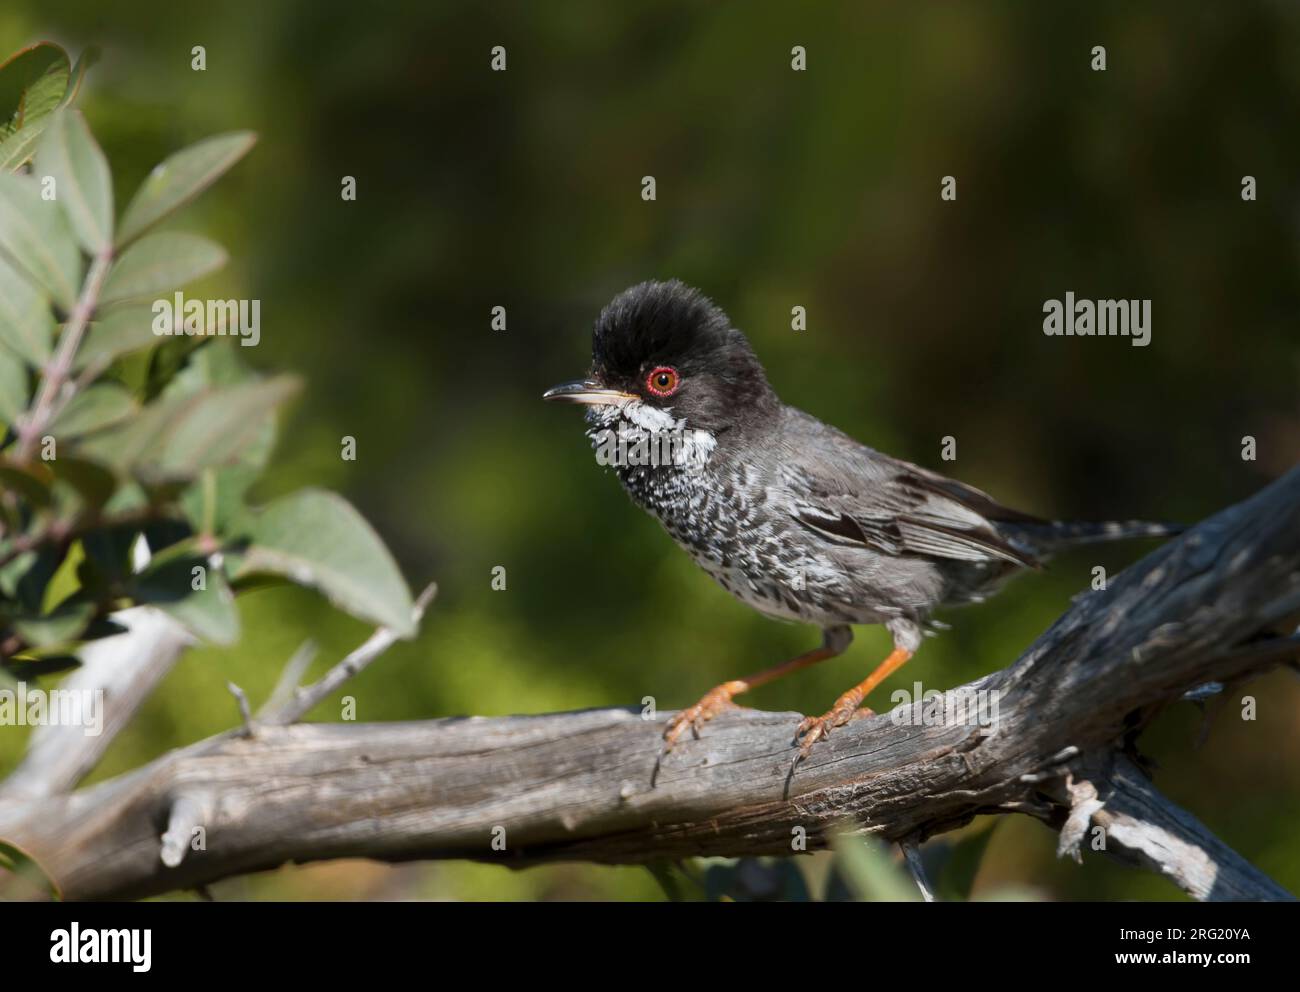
(646, 366), (681, 398)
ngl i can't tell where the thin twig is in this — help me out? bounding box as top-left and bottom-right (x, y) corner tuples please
(900, 840), (936, 902)
(264, 582), (437, 725)
(17, 247), (114, 461)
(0, 506), (170, 570)
(258, 640), (318, 719)
(226, 682), (256, 738)
(159, 793), (211, 869)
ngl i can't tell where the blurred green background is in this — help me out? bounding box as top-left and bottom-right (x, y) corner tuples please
(2, 0), (1297, 900)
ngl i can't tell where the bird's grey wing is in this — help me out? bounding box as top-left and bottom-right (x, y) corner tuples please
(777, 416), (1042, 569)
(791, 482), (1040, 568)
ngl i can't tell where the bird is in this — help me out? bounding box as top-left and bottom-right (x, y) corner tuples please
(543, 280), (1178, 766)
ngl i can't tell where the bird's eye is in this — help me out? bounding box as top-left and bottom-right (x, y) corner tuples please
(645, 366), (681, 398)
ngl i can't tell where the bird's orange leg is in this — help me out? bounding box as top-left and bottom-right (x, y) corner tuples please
(662, 627), (852, 753)
(794, 646), (914, 759)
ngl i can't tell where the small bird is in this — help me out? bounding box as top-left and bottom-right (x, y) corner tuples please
(544, 280), (1177, 765)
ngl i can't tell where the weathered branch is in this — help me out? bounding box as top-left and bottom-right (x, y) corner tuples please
(1091, 755), (1291, 901)
(1, 468), (1298, 901)
(0, 606), (193, 800)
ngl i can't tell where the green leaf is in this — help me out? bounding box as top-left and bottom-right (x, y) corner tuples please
(100, 232), (226, 305)
(73, 305), (161, 371)
(41, 540), (84, 613)
(47, 454), (118, 508)
(12, 599), (95, 648)
(0, 124), (47, 173)
(0, 343), (28, 425)
(116, 131), (256, 248)
(700, 858), (810, 902)
(0, 171), (81, 310)
(180, 417), (272, 535)
(0, 42), (71, 172)
(0, 43), (70, 133)
(49, 382), (136, 437)
(58, 47), (100, 110)
(0, 459), (53, 506)
(181, 445), (266, 538)
(0, 838), (61, 900)
(935, 822), (998, 902)
(166, 334), (259, 390)
(135, 555), (238, 645)
(35, 108), (112, 253)
(236, 489), (415, 636)
(12, 545), (65, 614)
(81, 524), (143, 588)
(167, 377), (294, 479)
(828, 832), (922, 902)
(0, 551), (37, 599)
(142, 335), (205, 402)
(5, 654), (81, 678)
(157, 376), (297, 480)
(167, 343), (276, 527)
(72, 388), (191, 470)
(78, 374), (299, 482)
(0, 253), (53, 365)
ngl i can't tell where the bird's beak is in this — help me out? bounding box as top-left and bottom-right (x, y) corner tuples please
(542, 379), (637, 406)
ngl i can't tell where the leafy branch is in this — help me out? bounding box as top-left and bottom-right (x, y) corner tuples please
(0, 43), (417, 679)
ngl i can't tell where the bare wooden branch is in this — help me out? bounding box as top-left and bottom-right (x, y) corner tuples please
(1, 469), (1297, 902)
(1092, 756), (1292, 901)
(0, 606), (193, 801)
(159, 793), (212, 869)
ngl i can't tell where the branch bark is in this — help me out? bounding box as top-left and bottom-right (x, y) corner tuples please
(0, 606), (193, 801)
(2, 467), (1298, 901)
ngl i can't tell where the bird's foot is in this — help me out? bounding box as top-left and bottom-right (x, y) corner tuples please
(792, 690), (874, 765)
(661, 680), (747, 753)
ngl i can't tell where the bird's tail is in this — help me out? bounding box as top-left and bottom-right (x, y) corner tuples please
(1001, 519), (1184, 558)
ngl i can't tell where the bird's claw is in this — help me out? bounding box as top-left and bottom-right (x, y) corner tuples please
(661, 684), (741, 754)
(791, 702), (874, 767)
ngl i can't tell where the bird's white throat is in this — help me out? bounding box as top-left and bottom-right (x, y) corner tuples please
(584, 398), (717, 470)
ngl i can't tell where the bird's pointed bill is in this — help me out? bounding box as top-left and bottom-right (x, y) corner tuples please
(542, 380), (637, 405)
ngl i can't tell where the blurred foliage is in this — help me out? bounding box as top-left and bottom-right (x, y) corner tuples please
(0, 1), (1297, 901)
(0, 43), (416, 686)
(0, 837), (59, 900)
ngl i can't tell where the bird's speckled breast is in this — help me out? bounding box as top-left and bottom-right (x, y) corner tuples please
(590, 412), (875, 627)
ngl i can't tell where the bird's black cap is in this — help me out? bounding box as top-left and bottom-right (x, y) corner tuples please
(591, 280), (733, 380)
(546, 280), (776, 431)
